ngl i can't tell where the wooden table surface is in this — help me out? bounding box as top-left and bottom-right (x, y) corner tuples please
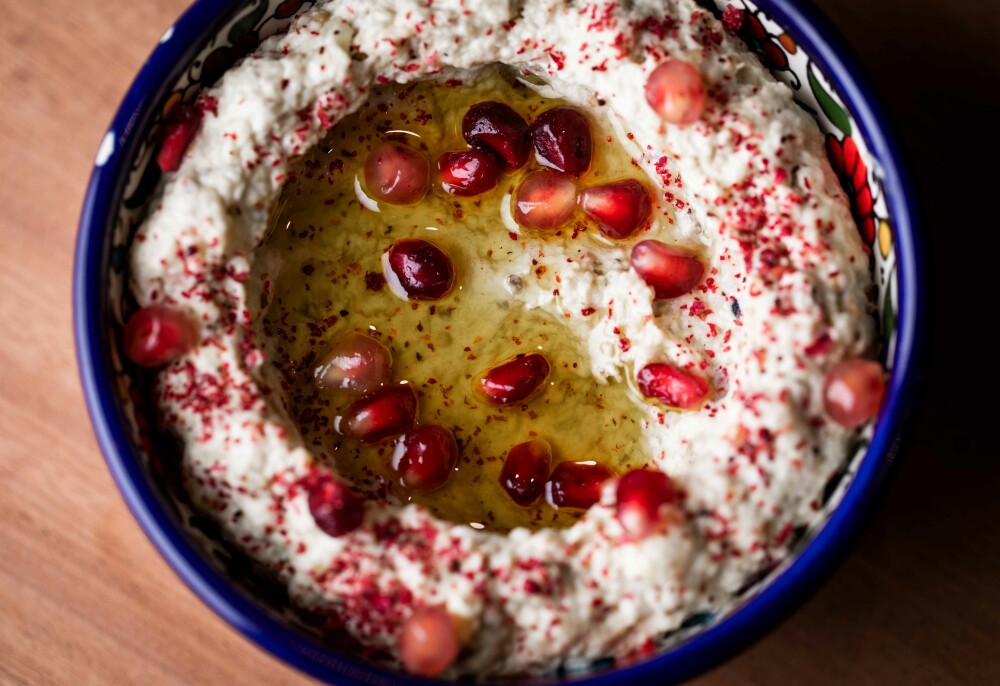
(2, 0), (996, 683)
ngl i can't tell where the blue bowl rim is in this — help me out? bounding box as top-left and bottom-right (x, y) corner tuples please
(73, 0), (926, 684)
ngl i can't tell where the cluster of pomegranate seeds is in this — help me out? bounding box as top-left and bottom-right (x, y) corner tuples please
(338, 384), (417, 444)
(399, 606), (460, 677)
(514, 171), (578, 231)
(365, 99), (657, 239)
(578, 180), (653, 240)
(636, 363), (710, 410)
(433, 101), (531, 198)
(383, 238), (455, 301)
(499, 442), (617, 514)
(307, 470), (365, 537)
(644, 59), (706, 127)
(823, 359), (885, 428)
(630, 240), (705, 299)
(392, 425), (459, 492)
(478, 353), (551, 406)
(529, 106), (593, 176)
(314, 332), (392, 395)
(497, 104), (654, 238)
(364, 141), (430, 205)
(499, 439), (552, 506)
(123, 305), (199, 367)
(615, 470), (677, 540)
(436, 150), (501, 196)
(156, 102), (202, 173)
(462, 101), (530, 171)
(545, 461), (614, 510)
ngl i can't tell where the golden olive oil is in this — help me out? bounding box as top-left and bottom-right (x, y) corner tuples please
(253, 65), (655, 531)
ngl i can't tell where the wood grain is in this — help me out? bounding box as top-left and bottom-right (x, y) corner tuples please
(1, 0), (995, 684)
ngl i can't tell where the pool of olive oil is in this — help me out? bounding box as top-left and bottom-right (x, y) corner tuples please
(253, 65), (655, 531)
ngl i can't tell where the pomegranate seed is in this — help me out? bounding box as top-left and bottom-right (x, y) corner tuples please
(529, 106), (592, 176)
(637, 363), (710, 409)
(157, 102), (202, 173)
(383, 239), (455, 301)
(436, 150), (501, 196)
(645, 59), (706, 126)
(339, 385), (417, 445)
(307, 470), (364, 537)
(545, 461), (613, 510)
(578, 179), (653, 239)
(823, 358), (885, 428)
(392, 425), (458, 492)
(123, 305), (198, 367)
(499, 439), (552, 506)
(478, 354), (550, 406)
(364, 141), (429, 205)
(630, 240), (705, 298)
(314, 332), (392, 395)
(462, 101), (530, 171)
(616, 470), (677, 539)
(399, 606), (460, 677)
(514, 171), (577, 231)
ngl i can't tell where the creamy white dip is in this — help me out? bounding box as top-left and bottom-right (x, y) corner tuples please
(130, 0), (873, 676)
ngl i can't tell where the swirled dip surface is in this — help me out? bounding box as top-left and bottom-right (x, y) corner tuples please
(130, 0), (873, 676)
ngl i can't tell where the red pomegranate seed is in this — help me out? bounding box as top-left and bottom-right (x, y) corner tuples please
(383, 238), (455, 301)
(123, 305), (198, 367)
(436, 150), (501, 196)
(545, 461), (614, 510)
(637, 363), (710, 409)
(645, 59), (706, 126)
(392, 425), (458, 492)
(823, 358), (885, 428)
(339, 385), (417, 445)
(529, 106), (592, 176)
(462, 101), (530, 171)
(157, 102), (202, 173)
(478, 354), (550, 406)
(578, 179), (653, 239)
(307, 470), (365, 537)
(364, 141), (429, 205)
(630, 240), (705, 299)
(314, 332), (392, 395)
(499, 438), (552, 506)
(399, 606), (460, 677)
(616, 470), (677, 539)
(514, 171), (577, 231)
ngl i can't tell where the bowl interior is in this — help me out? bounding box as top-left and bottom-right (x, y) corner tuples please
(79, 0), (912, 683)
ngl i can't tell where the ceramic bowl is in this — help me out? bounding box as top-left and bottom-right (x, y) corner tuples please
(74, 0), (925, 683)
